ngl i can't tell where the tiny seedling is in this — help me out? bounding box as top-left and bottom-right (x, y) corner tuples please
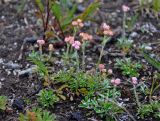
(38, 89), (59, 108)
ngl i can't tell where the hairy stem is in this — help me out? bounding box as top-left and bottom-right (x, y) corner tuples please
(82, 41), (86, 70)
(133, 85), (141, 108)
(76, 50), (79, 71)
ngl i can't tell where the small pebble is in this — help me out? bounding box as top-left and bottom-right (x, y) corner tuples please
(12, 98), (24, 111)
(0, 78), (5, 81)
(0, 58), (3, 64)
(130, 32), (138, 38)
(87, 57), (92, 61)
(0, 82), (2, 89)
(145, 46), (152, 50)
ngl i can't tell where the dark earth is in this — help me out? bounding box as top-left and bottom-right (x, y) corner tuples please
(0, 0), (160, 121)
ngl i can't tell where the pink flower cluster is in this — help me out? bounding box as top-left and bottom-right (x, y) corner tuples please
(111, 78), (121, 86)
(72, 19), (84, 28)
(72, 41), (81, 50)
(122, 5), (130, 12)
(98, 64), (113, 74)
(79, 32), (93, 41)
(37, 39), (45, 45)
(98, 64), (106, 73)
(108, 69), (113, 75)
(101, 23), (113, 36)
(131, 77), (138, 85)
(64, 36), (75, 44)
(49, 44), (54, 51)
(64, 36), (81, 50)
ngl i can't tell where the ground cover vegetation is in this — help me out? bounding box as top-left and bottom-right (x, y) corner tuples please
(0, 0), (160, 121)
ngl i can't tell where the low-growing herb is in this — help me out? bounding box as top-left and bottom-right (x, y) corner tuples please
(115, 58), (142, 77)
(19, 108), (56, 121)
(38, 89), (59, 108)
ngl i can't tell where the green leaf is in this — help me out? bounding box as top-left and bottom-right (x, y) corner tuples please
(61, 4), (77, 28)
(143, 53), (160, 71)
(0, 96), (7, 110)
(52, 2), (62, 21)
(60, 0), (68, 10)
(153, 0), (160, 12)
(35, 0), (44, 12)
(76, 0), (100, 21)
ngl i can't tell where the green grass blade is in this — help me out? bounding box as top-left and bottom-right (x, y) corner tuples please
(143, 53), (160, 71)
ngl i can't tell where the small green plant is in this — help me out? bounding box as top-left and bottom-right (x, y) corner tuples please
(148, 75), (160, 102)
(115, 58), (142, 77)
(19, 108), (56, 121)
(79, 95), (123, 120)
(79, 79), (125, 121)
(138, 101), (160, 119)
(119, 5), (132, 54)
(28, 51), (50, 86)
(97, 23), (113, 65)
(116, 37), (133, 53)
(0, 96), (7, 110)
(143, 53), (160, 102)
(53, 68), (100, 95)
(38, 89), (59, 108)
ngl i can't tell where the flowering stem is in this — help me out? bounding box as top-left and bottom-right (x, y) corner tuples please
(49, 51), (52, 59)
(133, 85), (141, 108)
(113, 86), (116, 100)
(122, 12), (126, 38)
(82, 41), (86, 70)
(65, 43), (70, 64)
(75, 50), (79, 71)
(97, 46), (104, 65)
(97, 36), (109, 66)
(39, 45), (42, 55)
(73, 27), (77, 38)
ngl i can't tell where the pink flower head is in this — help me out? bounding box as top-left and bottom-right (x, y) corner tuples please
(122, 5), (130, 12)
(98, 64), (105, 71)
(65, 36), (75, 44)
(72, 19), (84, 28)
(72, 41), (81, 50)
(77, 19), (82, 23)
(79, 32), (93, 41)
(131, 77), (138, 85)
(114, 78), (121, 85)
(79, 22), (84, 28)
(72, 21), (78, 26)
(48, 44), (54, 51)
(101, 23), (113, 36)
(102, 23), (110, 30)
(111, 79), (115, 84)
(108, 69), (113, 75)
(101, 69), (106, 73)
(103, 30), (114, 36)
(37, 39), (45, 45)
(111, 78), (121, 86)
